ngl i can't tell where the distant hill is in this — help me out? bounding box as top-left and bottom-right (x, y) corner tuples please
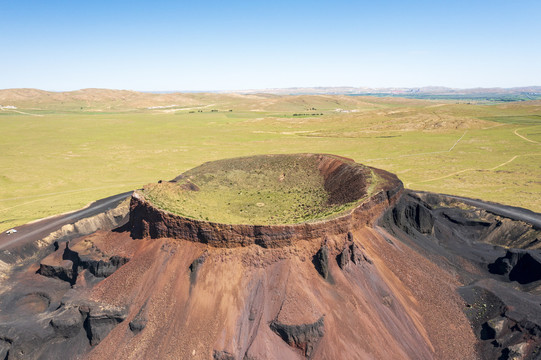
(1, 86), (541, 110)
(0, 88), (205, 110)
(0, 88), (430, 112)
(230, 86), (541, 95)
(227, 86), (541, 102)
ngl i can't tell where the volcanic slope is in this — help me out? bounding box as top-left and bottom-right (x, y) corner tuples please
(0, 154), (540, 359)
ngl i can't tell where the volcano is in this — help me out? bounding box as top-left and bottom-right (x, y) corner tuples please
(0, 154), (540, 360)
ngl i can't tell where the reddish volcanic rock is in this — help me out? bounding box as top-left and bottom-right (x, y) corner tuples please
(82, 225), (476, 360)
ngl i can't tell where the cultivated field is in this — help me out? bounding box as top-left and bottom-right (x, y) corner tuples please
(0, 89), (540, 231)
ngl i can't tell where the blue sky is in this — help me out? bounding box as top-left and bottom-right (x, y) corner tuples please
(1, 0), (540, 91)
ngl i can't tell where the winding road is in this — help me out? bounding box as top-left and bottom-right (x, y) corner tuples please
(446, 194), (541, 229)
(414, 190), (541, 230)
(0, 191), (132, 251)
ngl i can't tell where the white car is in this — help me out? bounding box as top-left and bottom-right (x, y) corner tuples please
(5, 229), (17, 235)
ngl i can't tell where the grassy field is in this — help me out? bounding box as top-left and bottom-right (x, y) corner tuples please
(0, 90), (540, 231)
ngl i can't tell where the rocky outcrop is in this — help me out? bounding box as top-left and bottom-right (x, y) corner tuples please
(50, 307), (84, 339)
(390, 199), (434, 235)
(38, 236), (130, 285)
(462, 282), (541, 360)
(269, 317), (325, 358)
(128, 316), (146, 335)
(37, 201), (130, 250)
(213, 350), (236, 360)
(387, 191), (541, 250)
(488, 249), (541, 284)
(337, 234), (371, 269)
(0, 299), (127, 360)
(129, 158), (403, 248)
(189, 252), (207, 285)
(80, 254), (129, 278)
(129, 303), (148, 334)
(312, 245), (331, 281)
(0, 337), (12, 360)
(80, 304), (127, 346)
(39, 256), (76, 284)
(49, 301), (128, 347)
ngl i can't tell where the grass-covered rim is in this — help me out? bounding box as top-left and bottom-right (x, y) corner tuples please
(141, 154), (380, 225)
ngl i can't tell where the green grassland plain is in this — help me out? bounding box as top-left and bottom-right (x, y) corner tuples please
(0, 90), (540, 231)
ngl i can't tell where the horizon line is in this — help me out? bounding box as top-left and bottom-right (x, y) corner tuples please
(2, 85), (541, 94)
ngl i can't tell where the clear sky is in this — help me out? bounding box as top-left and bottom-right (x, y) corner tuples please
(1, 0), (540, 91)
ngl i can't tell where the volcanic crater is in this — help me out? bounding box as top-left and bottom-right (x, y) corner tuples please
(0, 154), (540, 360)
(131, 154), (402, 247)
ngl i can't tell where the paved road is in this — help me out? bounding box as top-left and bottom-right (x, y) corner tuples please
(0, 191), (132, 251)
(414, 190), (541, 230)
(445, 194), (541, 230)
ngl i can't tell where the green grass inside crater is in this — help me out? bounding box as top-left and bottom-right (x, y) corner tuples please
(142, 154), (374, 225)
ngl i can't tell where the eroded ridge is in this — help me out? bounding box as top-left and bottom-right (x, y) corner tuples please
(129, 154), (403, 247)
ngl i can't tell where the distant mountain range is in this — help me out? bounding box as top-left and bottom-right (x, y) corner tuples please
(1, 87), (541, 106)
(217, 86), (541, 102)
(227, 86), (541, 96)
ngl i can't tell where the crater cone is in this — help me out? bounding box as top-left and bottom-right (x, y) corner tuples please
(130, 154), (403, 247)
